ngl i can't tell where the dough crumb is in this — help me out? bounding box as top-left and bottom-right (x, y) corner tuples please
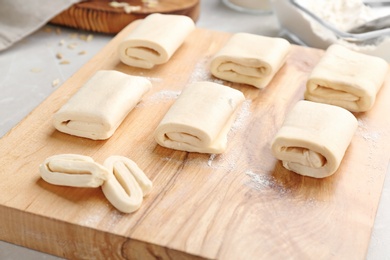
(60, 60), (70, 65)
(67, 43), (77, 49)
(142, 0), (159, 8)
(79, 34), (94, 42)
(69, 33), (78, 39)
(56, 52), (63, 59)
(109, 1), (142, 13)
(52, 78), (60, 87)
(30, 68), (42, 73)
(43, 27), (52, 33)
(109, 1), (129, 8)
(124, 5), (141, 13)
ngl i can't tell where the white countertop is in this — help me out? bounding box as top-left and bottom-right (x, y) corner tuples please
(0, 0), (389, 259)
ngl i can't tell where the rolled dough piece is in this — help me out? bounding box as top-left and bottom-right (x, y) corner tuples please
(154, 81), (245, 154)
(39, 154), (108, 187)
(271, 100), (357, 178)
(305, 44), (388, 112)
(210, 32), (291, 89)
(53, 70), (151, 140)
(102, 155), (152, 213)
(118, 13), (195, 69)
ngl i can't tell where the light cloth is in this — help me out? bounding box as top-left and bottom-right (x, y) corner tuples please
(0, 0), (80, 51)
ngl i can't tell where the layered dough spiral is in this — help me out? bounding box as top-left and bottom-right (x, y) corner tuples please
(305, 44), (388, 112)
(271, 100), (358, 178)
(118, 13), (195, 69)
(210, 33), (291, 89)
(154, 81), (245, 154)
(53, 70), (151, 140)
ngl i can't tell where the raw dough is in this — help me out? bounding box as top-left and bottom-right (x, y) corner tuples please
(271, 100), (357, 178)
(305, 44), (389, 112)
(39, 154), (108, 187)
(40, 154), (152, 213)
(53, 70), (151, 140)
(118, 13), (195, 69)
(102, 155), (152, 213)
(154, 81), (245, 154)
(210, 32), (291, 89)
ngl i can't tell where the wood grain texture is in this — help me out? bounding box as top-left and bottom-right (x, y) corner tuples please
(50, 0), (200, 34)
(0, 21), (390, 259)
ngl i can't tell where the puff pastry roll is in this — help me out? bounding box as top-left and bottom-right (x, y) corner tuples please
(102, 156), (152, 213)
(118, 13), (195, 69)
(210, 33), (291, 89)
(39, 154), (108, 188)
(305, 44), (388, 112)
(271, 100), (357, 178)
(154, 81), (245, 154)
(53, 70), (151, 140)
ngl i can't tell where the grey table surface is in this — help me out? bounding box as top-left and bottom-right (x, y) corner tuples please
(0, 0), (389, 259)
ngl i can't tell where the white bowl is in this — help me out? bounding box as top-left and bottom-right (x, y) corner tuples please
(271, 0), (390, 61)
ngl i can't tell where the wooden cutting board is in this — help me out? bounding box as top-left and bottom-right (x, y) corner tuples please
(1, 20), (390, 259)
(50, 0), (200, 33)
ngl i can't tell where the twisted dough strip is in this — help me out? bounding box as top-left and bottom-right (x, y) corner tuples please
(39, 154), (108, 187)
(101, 156), (153, 213)
(40, 154), (153, 213)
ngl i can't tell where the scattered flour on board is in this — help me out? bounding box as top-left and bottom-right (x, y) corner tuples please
(206, 149), (241, 171)
(137, 89), (181, 108)
(356, 117), (386, 183)
(79, 211), (104, 226)
(357, 117), (381, 152)
(162, 146), (241, 171)
(188, 57), (225, 84)
(103, 208), (126, 229)
(244, 171), (324, 209)
(147, 90), (181, 102)
(206, 99), (252, 170)
(207, 154), (217, 167)
(145, 76), (163, 83)
(230, 99), (252, 134)
(136, 72), (163, 83)
(245, 170), (274, 189)
(244, 170), (290, 195)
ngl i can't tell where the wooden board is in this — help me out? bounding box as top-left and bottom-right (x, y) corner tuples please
(50, 0), (200, 34)
(1, 21), (390, 259)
